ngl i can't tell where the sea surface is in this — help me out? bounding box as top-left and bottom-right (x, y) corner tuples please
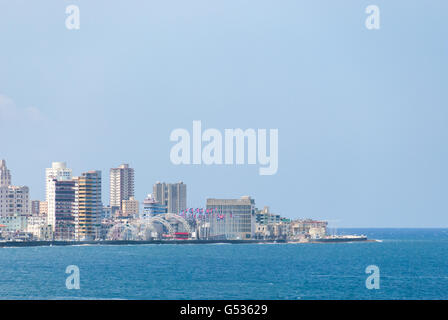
(1, 228), (447, 300)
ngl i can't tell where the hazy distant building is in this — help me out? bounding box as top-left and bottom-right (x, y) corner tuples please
(153, 182), (167, 206)
(153, 181), (186, 214)
(206, 196), (256, 240)
(31, 200), (41, 216)
(110, 164), (134, 210)
(0, 160), (11, 187)
(73, 171), (102, 241)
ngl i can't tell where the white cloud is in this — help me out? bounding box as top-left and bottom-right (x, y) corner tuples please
(0, 94), (46, 125)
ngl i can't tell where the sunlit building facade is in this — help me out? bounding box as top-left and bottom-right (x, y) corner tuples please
(74, 171), (102, 241)
(109, 164), (134, 211)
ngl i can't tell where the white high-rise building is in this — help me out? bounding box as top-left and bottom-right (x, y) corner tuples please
(46, 162), (72, 229)
(110, 164), (134, 210)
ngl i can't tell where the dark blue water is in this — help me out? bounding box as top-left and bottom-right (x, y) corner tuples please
(1, 229), (448, 299)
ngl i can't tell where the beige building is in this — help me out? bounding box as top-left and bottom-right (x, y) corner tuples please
(290, 219), (327, 240)
(121, 197), (139, 218)
(39, 201), (48, 216)
(73, 171), (102, 241)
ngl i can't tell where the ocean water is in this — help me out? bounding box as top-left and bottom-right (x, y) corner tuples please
(1, 228), (447, 300)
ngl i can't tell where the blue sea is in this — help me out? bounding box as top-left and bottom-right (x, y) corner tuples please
(1, 229), (447, 300)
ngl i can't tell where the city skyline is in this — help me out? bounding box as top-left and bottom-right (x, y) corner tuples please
(1, 1), (448, 228)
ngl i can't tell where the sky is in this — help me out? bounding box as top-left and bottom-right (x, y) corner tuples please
(0, 1), (447, 227)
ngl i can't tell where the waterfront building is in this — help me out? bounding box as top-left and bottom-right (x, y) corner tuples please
(255, 206), (281, 225)
(141, 194), (167, 218)
(73, 171), (102, 241)
(109, 164), (134, 211)
(272, 221), (290, 239)
(26, 214), (47, 239)
(255, 224), (271, 239)
(153, 181), (186, 214)
(205, 196), (256, 240)
(289, 219), (327, 240)
(0, 215), (27, 233)
(121, 197), (139, 218)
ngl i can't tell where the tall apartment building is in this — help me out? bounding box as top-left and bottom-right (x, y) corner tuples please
(153, 181), (186, 214)
(46, 162), (72, 225)
(45, 162), (72, 198)
(205, 196), (256, 240)
(48, 179), (76, 240)
(73, 171), (102, 241)
(0, 160), (30, 218)
(109, 164), (134, 210)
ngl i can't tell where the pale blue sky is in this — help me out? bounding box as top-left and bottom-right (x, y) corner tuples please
(1, 1), (447, 227)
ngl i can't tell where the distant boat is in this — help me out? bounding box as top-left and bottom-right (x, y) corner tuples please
(312, 235), (368, 243)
